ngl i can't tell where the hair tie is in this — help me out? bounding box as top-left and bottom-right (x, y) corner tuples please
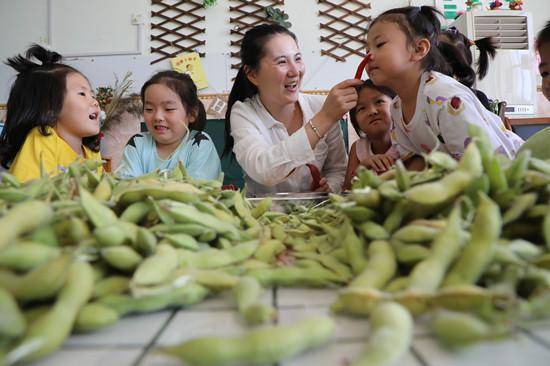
(410, 6), (421, 19)
(447, 26), (459, 35)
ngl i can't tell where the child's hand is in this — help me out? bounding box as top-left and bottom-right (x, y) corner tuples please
(314, 177), (332, 193)
(364, 154), (395, 173)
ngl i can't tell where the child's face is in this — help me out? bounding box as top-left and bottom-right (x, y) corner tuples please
(539, 42), (550, 101)
(143, 83), (193, 147)
(365, 21), (416, 87)
(57, 72), (100, 138)
(355, 87), (393, 140)
(246, 34), (304, 106)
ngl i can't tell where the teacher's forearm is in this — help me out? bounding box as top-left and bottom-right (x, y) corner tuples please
(305, 112), (335, 148)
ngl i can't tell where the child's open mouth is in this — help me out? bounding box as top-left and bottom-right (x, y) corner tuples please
(154, 125), (169, 132)
(88, 112), (98, 120)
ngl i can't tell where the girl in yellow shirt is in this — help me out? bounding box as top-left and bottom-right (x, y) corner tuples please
(0, 44), (102, 182)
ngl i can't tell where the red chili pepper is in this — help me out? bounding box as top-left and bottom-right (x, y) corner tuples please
(306, 163), (322, 191)
(354, 53), (372, 80)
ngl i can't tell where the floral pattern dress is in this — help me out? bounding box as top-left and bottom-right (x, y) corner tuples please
(390, 71), (523, 161)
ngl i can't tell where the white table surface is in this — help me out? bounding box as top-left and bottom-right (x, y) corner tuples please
(31, 288), (550, 366)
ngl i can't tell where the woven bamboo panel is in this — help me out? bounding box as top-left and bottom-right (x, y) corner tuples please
(229, 0), (285, 70)
(150, 0), (206, 64)
(318, 0), (371, 62)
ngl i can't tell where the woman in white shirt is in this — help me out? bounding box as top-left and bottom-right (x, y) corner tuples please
(224, 24), (361, 196)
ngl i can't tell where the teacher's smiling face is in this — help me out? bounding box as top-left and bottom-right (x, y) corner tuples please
(245, 34), (305, 107)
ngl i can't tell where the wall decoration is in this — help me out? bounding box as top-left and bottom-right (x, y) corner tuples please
(203, 0), (218, 7)
(171, 52), (209, 89)
(489, 1), (504, 10)
(266, 6), (291, 28)
(508, 1), (523, 10)
(150, 0), (206, 64)
(318, 0), (371, 62)
(435, 0), (467, 20)
(229, 0), (285, 70)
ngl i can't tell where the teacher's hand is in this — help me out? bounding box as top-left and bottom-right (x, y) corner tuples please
(319, 79), (363, 124)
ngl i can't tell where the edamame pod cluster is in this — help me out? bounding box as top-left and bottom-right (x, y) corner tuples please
(0, 126), (549, 365)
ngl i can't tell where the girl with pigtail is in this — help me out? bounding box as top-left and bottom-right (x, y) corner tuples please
(364, 6), (523, 171)
(0, 44), (102, 182)
(439, 26), (497, 111)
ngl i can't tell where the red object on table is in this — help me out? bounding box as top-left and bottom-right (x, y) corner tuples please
(307, 163), (322, 191)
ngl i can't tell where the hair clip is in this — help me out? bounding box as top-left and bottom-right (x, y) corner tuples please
(410, 6), (421, 19)
(446, 26), (459, 35)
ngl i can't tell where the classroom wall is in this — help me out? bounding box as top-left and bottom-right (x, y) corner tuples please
(0, 0), (430, 102)
(0, 0), (548, 104)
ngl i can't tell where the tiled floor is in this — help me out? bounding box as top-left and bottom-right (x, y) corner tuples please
(31, 288), (550, 366)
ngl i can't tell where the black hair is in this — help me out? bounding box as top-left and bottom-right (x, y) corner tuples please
(349, 80), (396, 137)
(536, 20), (550, 51)
(0, 44), (99, 169)
(369, 6), (450, 75)
(437, 40), (477, 88)
(223, 23), (298, 157)
(440, 26), (497, 82)
(140, 70), (206, 132)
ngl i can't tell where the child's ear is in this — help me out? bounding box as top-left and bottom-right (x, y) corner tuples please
(188, 107), (199, 124)
(412, 38), (431, 61)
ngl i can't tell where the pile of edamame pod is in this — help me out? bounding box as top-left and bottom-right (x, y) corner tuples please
(0, 125), (549, 366)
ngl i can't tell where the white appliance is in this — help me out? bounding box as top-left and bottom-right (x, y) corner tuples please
(450, 10), (537, 115)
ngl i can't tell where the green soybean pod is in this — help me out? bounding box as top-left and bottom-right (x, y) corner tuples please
(405, 170), (473, 207)
(233, 276), (274, 325)
(99, 282), (209, 316)
(74, 302), (119, 333)
(443, 194), (501, 287)
(0, 200), (54, 250)
(250, 197), (272, 219)
(544, 210), (550, 250)
(349, 240), (396, 289)
(132, 243), (178, 287)
(392, 224), (440, 243)
(159, 200), (240, 241)
(505, 149), (531, 190)
(351, 302), (413, 366)
(120, 201), (152, 223)
(431, 310), (508, 347)
(382, 200), (408, 234)
(178, 240), (259, 269)
(11, 254), (72, 302)
(349, 187), (381, 209)
(80, 187), (118, 228)
(158, 316), (334, 366)
(0, 242), (60, 272)
(254, 239), (286, 263)
(294, 252), (352, 281)
(93, 276), (130, 299)
(163, 233), (199, 250)
(395, 159), (410, 191)
(502, 192), (538, 225)
(101, 246), (143, 272)
(133, 227), (157, 256)
(487, 155), (508, 195)
(0, 287), (26, 339)
(7, 261), (94, 364)
(358, 221), (389, 241)
(407, 205), (462, 292)
(342, 221), (368, 275)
